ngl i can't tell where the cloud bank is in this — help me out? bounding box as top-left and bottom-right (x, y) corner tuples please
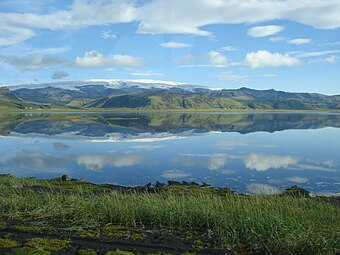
(1, 0), (340, 45)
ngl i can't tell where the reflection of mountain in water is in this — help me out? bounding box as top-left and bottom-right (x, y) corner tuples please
(1, 113), (340, 140)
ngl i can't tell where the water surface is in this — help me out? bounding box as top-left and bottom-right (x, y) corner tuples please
(0, 112), (339, 195)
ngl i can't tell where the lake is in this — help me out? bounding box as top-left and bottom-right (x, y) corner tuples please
(0, 112), (339, 195)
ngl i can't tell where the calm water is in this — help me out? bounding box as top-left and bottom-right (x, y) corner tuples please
(0, 112), (339, 195)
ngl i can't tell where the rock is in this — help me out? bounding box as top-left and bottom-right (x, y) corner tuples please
(283, 185), (310, 198)
(61, 175), (72, 181)
(168, 180), (181, 186)
(155, 181), (165, 191)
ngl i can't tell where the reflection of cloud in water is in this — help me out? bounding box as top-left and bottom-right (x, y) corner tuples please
(161, 170), (191, 179)
(220, 169), (236, 175)
(85, 131), (206, 143)
(0, 150), (70, 173)
(53, 142), (70, 151)
(286, 176), (308, 183)
(76, 154), (144, 171)
(176, 154), (229, 170)
(244, 154), (298, 171)
(130, 145), (163, 151)
(217, 140), (248, 150)
(208, 155), (228, 170)
(292, 163), (336, 172)
(247, 183), (280, 195)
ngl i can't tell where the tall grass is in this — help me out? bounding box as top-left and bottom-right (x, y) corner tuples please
(0, 176), (339, 254)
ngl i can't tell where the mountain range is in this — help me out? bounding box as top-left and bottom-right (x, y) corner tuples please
(1, 79), (340, 111)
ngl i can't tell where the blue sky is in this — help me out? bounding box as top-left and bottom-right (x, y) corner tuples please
(0, 0), (339, 94)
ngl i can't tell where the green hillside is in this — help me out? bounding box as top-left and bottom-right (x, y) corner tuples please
(0, 87), (48, 110)
(86, 91), (247, 110)
(3, 84), (340, 111)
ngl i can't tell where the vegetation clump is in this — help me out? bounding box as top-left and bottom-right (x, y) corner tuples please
(78, 249), (97, 255)
(10, 249), (51, 255)
(24, 238), (70, 252)
(105, 250), (135, 255)
(0, 238), (19, 249)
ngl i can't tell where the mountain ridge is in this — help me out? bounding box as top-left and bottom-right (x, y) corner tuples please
(1, 80), (340, 111)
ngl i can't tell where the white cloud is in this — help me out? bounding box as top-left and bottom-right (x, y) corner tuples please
(244, 154), (299, 171)
(0, 26), (35, 46)
(247, 25), (284, 38)
(244, 50), (300, 68)
(1, 0), (340, 45)
(101, 30), (117, 40)
(0, 1), (137, 45)
(217, 71), (249, 82)
(269, 37), (287, 42)
(208, 51), (227, 67)
(294, 50), (340, 58)
(138, 0), (340, 35)
(320, 41), (340, 46)
(160, 42), (191, 48)
(129, 71), (162, 76)
(0, 53), (68, 72)
(325, 55), (339, 63)
(51, 70), (69, 80)
(220, 46), (237, 51)
(178, 51), (228, 67)
(75, 50), (143, 68)
(260, 73), (278, 77)
(161, 169), (190, 179)
(287, 38), (311, 45)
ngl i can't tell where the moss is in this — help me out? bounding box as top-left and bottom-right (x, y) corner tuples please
(105, 250), (135, 255)
(14, 225), (43, 232)
(178, 231), (198, 241)
(24, 238), (70, 252)
(130, 233), (147, 240)
(102, 225), (130, 239)
(78, 249), (97, 255)
(10, 249), (51, 255)
(0, 221), (5, 230)
(0, 238), (19, 248)
(146, 253), (172, 255)
(77, 229), (100, 238)
(102, 225), (127, 231)
(192, 240), (208, 251)
(106, 230), (130, 239)
(181, 252), (196, 255)
(2, 232), (13, 239)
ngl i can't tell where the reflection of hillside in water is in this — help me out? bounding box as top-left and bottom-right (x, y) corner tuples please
(1, 113), (340, 139)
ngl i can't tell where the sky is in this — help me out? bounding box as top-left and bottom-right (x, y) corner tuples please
(0, 0), (339, 94)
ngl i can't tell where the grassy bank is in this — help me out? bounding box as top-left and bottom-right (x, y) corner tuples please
(0, 176), (339, 254)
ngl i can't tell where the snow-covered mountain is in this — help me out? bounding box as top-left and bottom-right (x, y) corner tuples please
(6, 79), (209, 93)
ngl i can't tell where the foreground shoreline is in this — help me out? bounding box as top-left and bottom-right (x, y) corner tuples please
(0, 175), (339, 255)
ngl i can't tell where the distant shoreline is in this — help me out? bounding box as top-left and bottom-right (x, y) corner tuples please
(1, 109), (340, 114)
